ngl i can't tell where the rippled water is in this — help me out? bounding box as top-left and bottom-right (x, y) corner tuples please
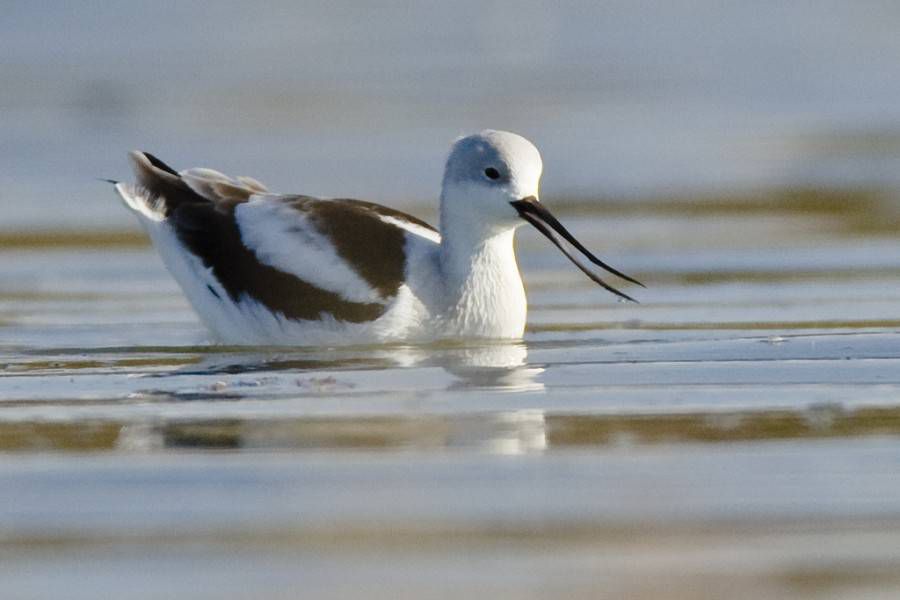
(2, 195), (900, 599)
(6, 2), (900, 596)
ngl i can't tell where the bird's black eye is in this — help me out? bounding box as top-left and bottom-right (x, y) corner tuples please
(484, 167), (500, 180)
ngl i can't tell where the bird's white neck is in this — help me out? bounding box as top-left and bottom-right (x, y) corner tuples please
(438, 216), (527, 339)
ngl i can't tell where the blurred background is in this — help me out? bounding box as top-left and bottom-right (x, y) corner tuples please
(5, 1), (900, 229)
(4, 3), (900, 599)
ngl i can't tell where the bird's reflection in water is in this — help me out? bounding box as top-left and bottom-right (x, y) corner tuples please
(447, 409), (548, 454)
(164, 339), (544, 393)
(128, 340), (548, 454)
(422, 341), (548, 454)
(127, 407), (549, 454)
(430, 341), (545, 392)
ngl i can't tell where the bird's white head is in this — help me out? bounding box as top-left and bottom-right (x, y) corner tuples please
(440, 130), (543, 236)
(439, 129), (644, 302)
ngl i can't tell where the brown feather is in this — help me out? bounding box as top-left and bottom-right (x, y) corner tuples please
(129, 151), (438, 323)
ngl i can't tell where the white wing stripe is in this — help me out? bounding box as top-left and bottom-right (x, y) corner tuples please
(378, 215), (441, 243)
(235, 200), (383, 304)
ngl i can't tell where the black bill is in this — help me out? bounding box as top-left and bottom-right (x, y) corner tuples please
(510, 196), (644, 302)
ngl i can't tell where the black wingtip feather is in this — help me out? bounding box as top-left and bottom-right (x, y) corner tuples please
(142, 152), (179, 176)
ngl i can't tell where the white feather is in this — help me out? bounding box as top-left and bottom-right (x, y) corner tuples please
(378, 215), (441, 244)
(115, 183), (165, 222)
(234, 199), (384, 304)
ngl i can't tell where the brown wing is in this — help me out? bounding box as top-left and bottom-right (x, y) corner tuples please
(126, 151), (436, 324)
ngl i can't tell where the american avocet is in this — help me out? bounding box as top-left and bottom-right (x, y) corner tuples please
(114, 130), (641, 345)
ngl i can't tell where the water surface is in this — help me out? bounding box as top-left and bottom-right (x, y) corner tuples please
(2, 196), (900, 599)
(5, 2), (900, 596)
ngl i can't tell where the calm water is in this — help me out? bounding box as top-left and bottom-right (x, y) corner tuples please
(2, 197), (900, 599)
(5, 2), (900, 598)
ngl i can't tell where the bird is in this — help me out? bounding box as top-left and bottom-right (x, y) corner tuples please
(113, 130), (642, 345)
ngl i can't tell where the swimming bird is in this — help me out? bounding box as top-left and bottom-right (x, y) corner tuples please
(114, 130), (641, 345)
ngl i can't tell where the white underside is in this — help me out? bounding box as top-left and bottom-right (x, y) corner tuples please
(119, 186), (528, 346)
